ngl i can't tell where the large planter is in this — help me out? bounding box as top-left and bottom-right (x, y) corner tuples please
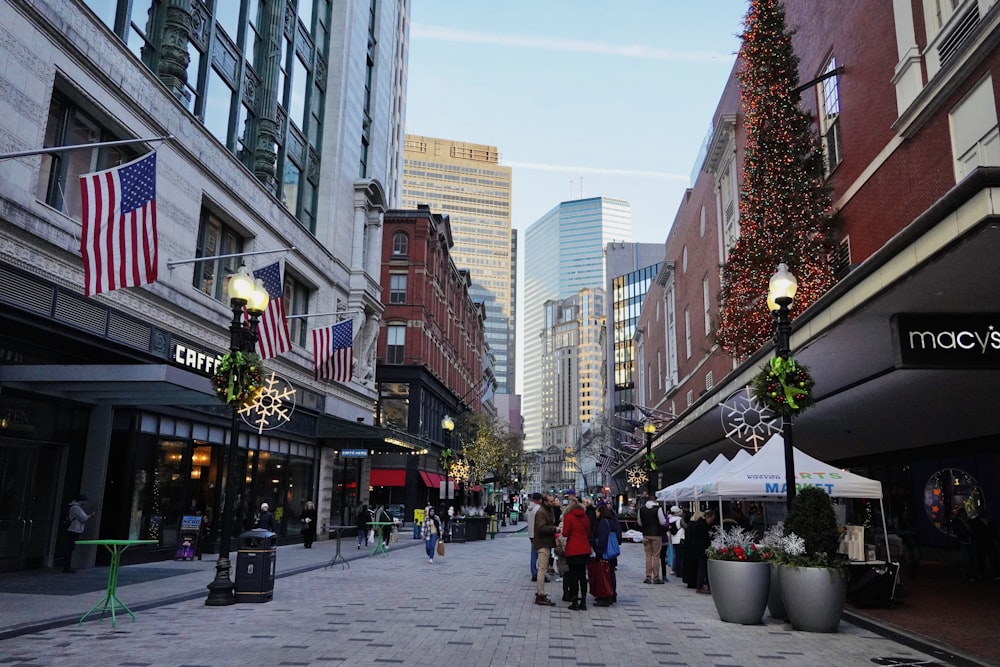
(779, 564), (848, 633)
(707, 559), (771, 625)
(767, 561), (787, 619)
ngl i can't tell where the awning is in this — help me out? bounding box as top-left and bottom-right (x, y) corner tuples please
(419, 471), (445, 488)
(370, 468), (406, 487)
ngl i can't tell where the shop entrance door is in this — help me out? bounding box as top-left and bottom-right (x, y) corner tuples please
(0, 443), (63, 571)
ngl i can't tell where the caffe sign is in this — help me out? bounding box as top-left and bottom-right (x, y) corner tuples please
(893, 314), (1000, 368)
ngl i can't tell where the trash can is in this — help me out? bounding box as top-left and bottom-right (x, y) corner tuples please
(451, 517), (466, 543)
(235, 529), (276, 603)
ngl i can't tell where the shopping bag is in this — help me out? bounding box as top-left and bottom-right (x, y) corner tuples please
(390, 527), (399, 543)
(587, 557), (613, 599)
(437, 540), (445, 557)
(367, 529), (375, 544)
(602, 531), (621, 560)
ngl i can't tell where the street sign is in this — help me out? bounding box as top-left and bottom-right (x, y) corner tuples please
(341, 448), (368, 458)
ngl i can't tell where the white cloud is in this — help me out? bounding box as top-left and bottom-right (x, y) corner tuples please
(411, 23), (734, 63)
(505, 160), (689, 182)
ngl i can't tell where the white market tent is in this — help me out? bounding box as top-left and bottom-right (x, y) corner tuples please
(656, 455), (724, 503)
(655, 459), (712, 502)
(698, 434), (883, 500)
(656, 434), (891, 562)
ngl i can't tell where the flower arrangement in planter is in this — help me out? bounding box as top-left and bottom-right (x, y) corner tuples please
(706, 527), (775, 562)
(705, 527), (774, 625)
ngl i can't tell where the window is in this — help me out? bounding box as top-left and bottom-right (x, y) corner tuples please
(193, 207), (245, 302)
(392, 232), (409, 256)
(703, 276), (712, 337)
(684, 307), (692, 360)
(389, 274), (407, 304)
(283, 273), (311, 347)
(36, 90), (136, 219)
(386, 324), (406, 364)
(818, 57), (843, 175)
(950, 75), (1000, 180)
(719, 156), (739, 257)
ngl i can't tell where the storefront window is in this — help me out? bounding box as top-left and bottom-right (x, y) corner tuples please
(924, 468), (984, 536)
(145, 440), (188, 547)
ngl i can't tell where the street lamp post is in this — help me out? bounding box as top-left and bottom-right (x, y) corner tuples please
(643, 421), (657, 496)
(767, 263), (799, 513)
(206, 265), (269, 607)
(440, 415), (455, 515)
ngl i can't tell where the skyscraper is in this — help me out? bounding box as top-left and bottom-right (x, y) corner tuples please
(523, 197), (631, 452)
(401, 134), (516, 393)
(605, 242), (664, 431)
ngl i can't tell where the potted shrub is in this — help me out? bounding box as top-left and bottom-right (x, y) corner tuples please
(705, 526), (776, 624)
(778, 487), (849, 632)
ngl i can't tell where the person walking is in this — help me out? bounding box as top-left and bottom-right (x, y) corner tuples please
(356, 504), (371, 549)
(561, 496), (592, 610)
(62, 494), (96, 573)
(533, 494), (559, 606)
(257, 503), (277, 532)
(637, 493), (668, 584)
(525, 492), (543, 581)
(592, 501), (622, 606)
(300, 501), (317, 548)
(422, 507), (443, 564)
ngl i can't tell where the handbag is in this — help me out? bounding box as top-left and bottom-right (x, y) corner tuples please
(390, 527), (399, 543)
(603, 530), (621, 560)
(437, 540), (445, 557)
(554, 535), (567, 558)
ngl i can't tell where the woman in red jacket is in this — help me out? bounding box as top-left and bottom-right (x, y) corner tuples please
(560, 497), (593, 610)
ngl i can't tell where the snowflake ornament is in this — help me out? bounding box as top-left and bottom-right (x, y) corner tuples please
(239, 372), (296, 434)
(720, 385), (782, 451)
(626, 464), (648, 488)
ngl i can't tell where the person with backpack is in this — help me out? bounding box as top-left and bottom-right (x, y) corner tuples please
(591, 501), (622, 606)
(63, 493), (96, 573)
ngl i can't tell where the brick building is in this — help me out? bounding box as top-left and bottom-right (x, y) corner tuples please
(625, 0), (1000, 560)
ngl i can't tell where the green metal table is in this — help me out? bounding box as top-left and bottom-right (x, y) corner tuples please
(75, 539), (158, 627)
(368, 521), (395, 556)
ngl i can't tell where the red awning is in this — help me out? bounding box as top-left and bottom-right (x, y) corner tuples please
(369, 468), (406, 486)
(420, 471), (445, 488)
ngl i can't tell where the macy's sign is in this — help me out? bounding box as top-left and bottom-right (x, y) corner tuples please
(894, 314), (1000, 368)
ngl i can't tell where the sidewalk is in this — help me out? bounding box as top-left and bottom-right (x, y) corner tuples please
(0, 521), (525, 640)
(0, 525), (993, 667)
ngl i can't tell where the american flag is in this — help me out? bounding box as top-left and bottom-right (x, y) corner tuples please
(312, 320), (353, 383)
(79, 152), (158, 296)
(251, 262), (291, 359)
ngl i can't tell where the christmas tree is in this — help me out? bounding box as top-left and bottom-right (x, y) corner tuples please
(716, 0), (838, 357)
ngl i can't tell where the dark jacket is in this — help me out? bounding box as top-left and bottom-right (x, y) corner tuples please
(593, 515), (623, 562)
(300, 507), (317, 536)
(534, 504), (557, 550)
(638, 501), (666, 537)
(356, 506), (370, 531)
(685, 516), (712, 557)
(257, 510), (276, 532)
(561, 507), (592, 557)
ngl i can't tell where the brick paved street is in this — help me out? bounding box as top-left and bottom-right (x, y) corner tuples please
(0, 530), (959, 667)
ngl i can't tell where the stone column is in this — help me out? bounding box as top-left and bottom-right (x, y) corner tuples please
(157, 0), (195, 104)
(252, 0), (285, 188)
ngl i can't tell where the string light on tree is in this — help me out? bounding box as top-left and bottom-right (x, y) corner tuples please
(716, 0), (838, 358)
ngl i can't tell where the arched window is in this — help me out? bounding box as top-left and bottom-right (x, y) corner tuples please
(392, 231), (409, 256)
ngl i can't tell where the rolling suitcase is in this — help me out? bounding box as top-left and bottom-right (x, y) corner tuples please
(587, 558), (613, 599)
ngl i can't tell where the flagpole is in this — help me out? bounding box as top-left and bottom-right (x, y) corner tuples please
(166, 247), (295, 269)
(286, 310), (363, 320)
(0, 135), (174, 161)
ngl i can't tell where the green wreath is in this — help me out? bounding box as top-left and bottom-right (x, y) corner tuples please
(751, 355), (816, 416)
(642, 451), (658, 473)
(212, 351), (265, 406)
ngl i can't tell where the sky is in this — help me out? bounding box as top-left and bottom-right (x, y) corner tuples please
(404, 2), (751, 394)
(404, 1), (751, 244)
